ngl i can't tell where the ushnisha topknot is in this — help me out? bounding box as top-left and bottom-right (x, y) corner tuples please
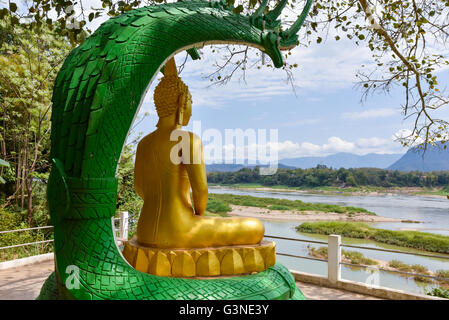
(154, 57), (190, 118)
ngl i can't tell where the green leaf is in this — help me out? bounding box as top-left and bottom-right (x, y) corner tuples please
(9, 2), (17, 12)
(0, 176), (5, 184)
(0, 159), (9, 167)
(0, 8), (8, 19)
(233, 5), (244, 14)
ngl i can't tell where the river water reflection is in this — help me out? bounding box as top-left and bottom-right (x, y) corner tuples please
(210, 187), (449, 295)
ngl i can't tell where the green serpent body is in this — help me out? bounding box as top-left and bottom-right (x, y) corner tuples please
(38, 0), (312, 300)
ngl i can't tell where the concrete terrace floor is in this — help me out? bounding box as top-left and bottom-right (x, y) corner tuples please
(0, 259), (380, 300)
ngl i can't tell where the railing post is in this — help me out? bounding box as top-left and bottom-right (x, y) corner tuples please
(328, 234), (341, 284)
(119, 211), (129, 241)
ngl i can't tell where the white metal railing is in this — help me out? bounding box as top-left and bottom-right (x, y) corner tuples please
(0, 211), (130, 261)
(0, 240), (54, 250)
(0, 225), (54, 235)
(113, 211), (129, 244)
(2, 215), (449, 287)
(0, 225), (54, 251)
(264, 234), (449, 285)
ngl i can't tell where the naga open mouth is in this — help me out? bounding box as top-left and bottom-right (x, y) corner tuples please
(255, 0), (314, 68)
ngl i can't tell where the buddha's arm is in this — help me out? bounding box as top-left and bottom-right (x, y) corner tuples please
(185, 133), (208, 216)
(133, 142), (145, 199)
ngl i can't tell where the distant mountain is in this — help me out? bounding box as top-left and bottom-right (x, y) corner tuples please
(206, 164), (246, 172)
(388, 142), (449, 172)
(280, 152), (404, 169)
(206, 146), (449, 172)
(206, 163), (294, 172)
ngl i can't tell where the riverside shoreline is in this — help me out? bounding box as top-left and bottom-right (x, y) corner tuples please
(210, 185), (448, 199)
(228, 205), (404, 223)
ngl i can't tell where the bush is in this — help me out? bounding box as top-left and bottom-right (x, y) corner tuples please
(309, 246), (378, 266)
(342, 250), (378, 265)
(297, 221), (449, 254)
(411, 264), (429, 274)
(436, 270), (449, 284)
(426, 287), (449, 299)
(206, 199), (232, 213)
(241, 200), (264, 207)
(414, 276), (433, 283)
(0, 208), (53, 262)
(207, 193), (374, 215)
(308, 246), (328, 259)
(297, 222), (373, 239)
(268, 205), (291, 211)
(388, 260), (411, 271)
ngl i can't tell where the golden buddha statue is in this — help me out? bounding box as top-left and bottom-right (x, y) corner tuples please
(133, 57), (265, 249)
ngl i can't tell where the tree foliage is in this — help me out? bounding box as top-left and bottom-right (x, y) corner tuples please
(207, 165), (449, 188)
(307, 0), (449, 149)
(1, 0), (448, 147)
(0, 0), (448, 230)
(0, 20), (71, 223)
(0, 158), (9, 184)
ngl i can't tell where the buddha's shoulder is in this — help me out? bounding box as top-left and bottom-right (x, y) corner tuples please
(137, 131), (157, 145)
(174, 130), (203, 149)
(137, 130), (202, 146)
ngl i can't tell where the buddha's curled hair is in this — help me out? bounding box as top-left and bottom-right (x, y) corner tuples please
(153, 58), (189, 118)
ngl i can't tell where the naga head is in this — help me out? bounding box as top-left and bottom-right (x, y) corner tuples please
(178, 0), (313, 69)
(250, 0), (314, 68)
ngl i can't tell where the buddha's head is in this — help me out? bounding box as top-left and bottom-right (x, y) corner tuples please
(154, 58), (192, 127)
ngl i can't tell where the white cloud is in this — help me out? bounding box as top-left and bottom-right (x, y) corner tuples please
(273, 136), (404, 159)
(45, 0), (375, 110)
(281, 118), (321, 127)
(341, 108), (398, 120)
(392, 129), (437, 146)
(201, 134), (405, 163)
(137, 27), (375, 109)
(268, 136), (402, 159)
(322, 137), (355, 153)
(356, 137), (389, 148)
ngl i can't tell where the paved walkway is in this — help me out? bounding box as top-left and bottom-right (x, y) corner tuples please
(0, 259), (380, 300)
(0, 259), (54, 300)
(295, 281), (380, 300)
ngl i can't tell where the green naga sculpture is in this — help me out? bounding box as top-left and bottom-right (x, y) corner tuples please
(38, 0), (313, 300)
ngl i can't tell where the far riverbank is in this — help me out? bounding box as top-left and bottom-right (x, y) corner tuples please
(209, 186), (449, 236)
(228, 204), (403, 223)
(206, 192), (407, 223)
(209, 184), (449, 198)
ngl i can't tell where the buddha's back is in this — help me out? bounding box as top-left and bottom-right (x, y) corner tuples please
(134, 128), (194, 247)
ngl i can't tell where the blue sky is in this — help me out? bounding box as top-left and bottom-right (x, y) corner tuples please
(133, 37), (449, 161)
(6, 0), (449, 161)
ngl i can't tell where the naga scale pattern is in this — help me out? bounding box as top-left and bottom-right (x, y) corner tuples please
(39, 0), (312, 300)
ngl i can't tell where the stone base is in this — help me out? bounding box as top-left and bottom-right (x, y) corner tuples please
(122, 237), (276, 278)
